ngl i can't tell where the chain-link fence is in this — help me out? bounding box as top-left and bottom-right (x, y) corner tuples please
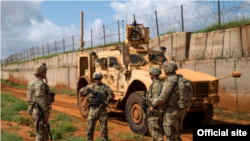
(2, 0), (250, 65)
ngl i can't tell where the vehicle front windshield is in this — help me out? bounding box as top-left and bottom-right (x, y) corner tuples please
(130, 54), (145, 65)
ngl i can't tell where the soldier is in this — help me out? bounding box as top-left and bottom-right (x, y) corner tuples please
(146, 66), (164, 141)
(150, 61), (184, 141)
(26, 63), (54, 141)
(79, 72), (115, 141)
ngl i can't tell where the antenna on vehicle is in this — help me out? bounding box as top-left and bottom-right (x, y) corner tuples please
(79, 11), (84, 53)
(126, 0), (127, 25)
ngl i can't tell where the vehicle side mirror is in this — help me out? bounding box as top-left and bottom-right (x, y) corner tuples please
(232, 71), (241, 78)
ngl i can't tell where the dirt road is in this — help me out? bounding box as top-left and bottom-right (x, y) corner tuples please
(1, 84), (193, 141)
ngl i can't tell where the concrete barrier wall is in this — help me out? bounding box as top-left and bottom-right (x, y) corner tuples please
(148, 37), (159, 51)
(205, 30), (224, 59)
(241, 25), (250, 57)
(196, 60), (216, 77)
(189, 33), (207, 60)
(160, 34), (173, 59)
(223, 27), (242, 58)
(172, 32), (191, 61)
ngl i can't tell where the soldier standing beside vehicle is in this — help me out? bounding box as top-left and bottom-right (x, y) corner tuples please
(79, 72), (115, 141)
(150, 61), (192, 141)
(26, 63), (54, 141)
(146, 66), (164, 141)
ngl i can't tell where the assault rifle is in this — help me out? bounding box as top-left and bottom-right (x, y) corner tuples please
(142, 91), (147, 119)
(149, 89), (162, 117)
(87, 89), (113, 112)
(36, 103), (52, 139)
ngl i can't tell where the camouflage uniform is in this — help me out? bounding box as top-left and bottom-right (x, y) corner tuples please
(79, 72), (115, 141)
(146, 66), (164, 141)
(151, 61), (183, 141)
(27, 64), (51, 141)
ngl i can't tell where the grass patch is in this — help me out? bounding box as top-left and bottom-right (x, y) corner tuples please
(28, 130), (36, 137)
(50, 87), (77, 96)
(50, 121), (77, 140)
(62, 136), (86, 141)
(213, 56), (228, 60)
(94, 137), (111, 141)
(1, 92), (29, 123)
(14, 126), (22, 130)
(160, 28), (177, 36)
(95, 123), (101, 131)
(108, 126), (113, 130)
(1, 130), (23, 141)
(49, 111), (78, 140)
(214, 107), (250, 122)
(116, 131), (148, 140)
(195, 17), (250, 33)
(1, 79), (27, 89)
(52, 113), (74, 123)
(195, 56), (206, 60)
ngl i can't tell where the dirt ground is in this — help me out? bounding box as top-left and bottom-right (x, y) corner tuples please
(2, 84), (248, 141)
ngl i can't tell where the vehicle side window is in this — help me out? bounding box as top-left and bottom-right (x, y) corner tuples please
(109, 57), (119, 67)
(97, 58), (107, 70)
(97, 59), (101, 64)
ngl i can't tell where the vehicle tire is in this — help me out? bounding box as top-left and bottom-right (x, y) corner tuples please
(126, 91), (149, 135)
(78, 87), (89, 118)
(184, 104), (214, 126)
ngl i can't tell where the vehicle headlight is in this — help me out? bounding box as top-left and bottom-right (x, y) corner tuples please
(211, 83), (215, 91)
(210, 80), (218, 92)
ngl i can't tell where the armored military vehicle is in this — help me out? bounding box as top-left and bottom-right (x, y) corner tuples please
(77, 12), (241, 134)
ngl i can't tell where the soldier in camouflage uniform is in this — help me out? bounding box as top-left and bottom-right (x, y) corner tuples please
(79, 72), (115, 141)
(150, 61), (184, 141)
(146, 66), (164, 141)
(26, 63), (52, 141)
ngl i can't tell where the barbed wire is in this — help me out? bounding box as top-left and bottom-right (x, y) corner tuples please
(2, 1), (250, 65)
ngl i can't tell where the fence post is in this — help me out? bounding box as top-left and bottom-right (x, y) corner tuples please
(33, 47), (35, 59)
(118, 20), (120, 43)
(72, 35), (74, 51)
(47, 43), (49, 55)
(21, 51), (22, 61)
(155, 10), (160, 49)
(37, 46), (39, 57)
(91, 28), (93, 48)
(103, 24), (106, 45)
(42, 45), (44, 57)
(55, 41), (57, 54)
(218, 0), (220, 26)
(26, 49), (28, 60)
(122, 20), (125, 41)
(63, 38), (65, 53)
(181, 5), (184, 32)
(234, 60), (238, 111)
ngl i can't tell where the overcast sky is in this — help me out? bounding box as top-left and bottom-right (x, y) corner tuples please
(1, 0), (193, 60)
(1, 0), (249, 60)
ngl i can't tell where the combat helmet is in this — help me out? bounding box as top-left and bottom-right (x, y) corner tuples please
(93, 72), (103, 80)
(33, 63), (47, 76)
(162, 60), (178, 73)
(149, 66), (162, 75)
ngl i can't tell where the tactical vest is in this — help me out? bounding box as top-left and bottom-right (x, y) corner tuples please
(87, 83), (109, 105)
(26, 78), (53, 105)
(148, 80), (164, 112)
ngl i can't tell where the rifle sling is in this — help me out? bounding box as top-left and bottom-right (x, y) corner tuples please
(36, 103), (44, 123)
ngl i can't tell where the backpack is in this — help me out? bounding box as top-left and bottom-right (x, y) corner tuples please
(176, 75), (193, 109)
